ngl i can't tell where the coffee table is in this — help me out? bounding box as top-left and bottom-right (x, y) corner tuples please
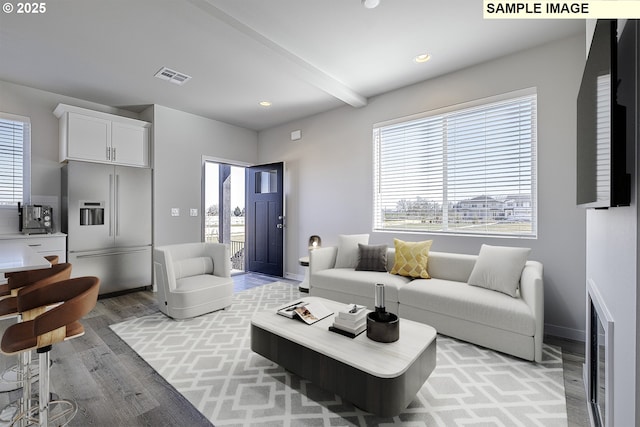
(250, 296), (436, 417)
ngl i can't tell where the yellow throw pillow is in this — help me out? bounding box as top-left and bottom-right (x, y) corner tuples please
(390, 238), (433, 279)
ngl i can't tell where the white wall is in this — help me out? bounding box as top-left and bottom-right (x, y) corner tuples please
(584, 19), (639, 427)
(0, 80), (142, 233)
(257, 34), (587, 340)
(151, 104), (258, 246)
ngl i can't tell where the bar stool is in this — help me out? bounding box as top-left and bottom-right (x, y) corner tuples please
(0, 263), (72, 425)
(1, 276), (100, 427)
(0, 264), (73, 387)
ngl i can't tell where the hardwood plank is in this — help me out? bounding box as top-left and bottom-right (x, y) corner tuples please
(0, 274), (589, 426)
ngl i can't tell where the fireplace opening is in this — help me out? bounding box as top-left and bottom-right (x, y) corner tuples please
(589, 303), (606, 426)
(586, 282), (613, 427)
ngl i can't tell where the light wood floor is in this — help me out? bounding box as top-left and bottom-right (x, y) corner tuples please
(0, 274), (590, 426)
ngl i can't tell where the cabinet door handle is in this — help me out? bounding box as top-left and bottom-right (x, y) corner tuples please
(113, 147), (116, 161)
(28, 244), (42, 247)
(106, 146), (111, 160)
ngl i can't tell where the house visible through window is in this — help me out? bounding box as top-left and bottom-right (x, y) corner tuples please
(0, 113), (30, 207)
(373, 90), (537, 237)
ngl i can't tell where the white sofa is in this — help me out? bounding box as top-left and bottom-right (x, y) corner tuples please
(154, 242), (233, 320)
(310, 246), (544, 362)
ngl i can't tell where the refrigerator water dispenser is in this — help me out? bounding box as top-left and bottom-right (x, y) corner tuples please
(79, 201), (105, 226)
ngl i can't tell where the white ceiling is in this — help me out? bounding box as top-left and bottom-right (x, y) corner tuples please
(0, 0), (584, 131)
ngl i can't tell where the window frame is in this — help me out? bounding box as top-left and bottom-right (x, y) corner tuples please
(372, 88), (538, 239)
(0, 112), (31, 209)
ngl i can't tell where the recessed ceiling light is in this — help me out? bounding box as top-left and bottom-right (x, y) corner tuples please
(259, 101), (272, 107)
(362, 0), (380, 8)
(414, 54), (431, 63)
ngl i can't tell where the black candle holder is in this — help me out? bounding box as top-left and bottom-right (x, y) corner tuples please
(366, 283), (399, 342)
(366, 311), (399, 343)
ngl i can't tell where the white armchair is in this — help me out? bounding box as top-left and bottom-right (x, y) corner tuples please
(153, 242), (233, 320)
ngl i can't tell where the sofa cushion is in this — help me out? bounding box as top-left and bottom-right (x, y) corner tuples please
(355, 243), (388, 272)
(399, 278), (535, 336)
(467, 244), (531, 297)
(312, 269), (410, 303)
(174, 257), (213, 280)
(389, 239), (432, 279)
(335, 234), (370, 268)
(427, 251), (477, 282)
(174, 275), (233, 307)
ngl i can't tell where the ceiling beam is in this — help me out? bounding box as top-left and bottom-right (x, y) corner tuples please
(186, 0), (368, 108)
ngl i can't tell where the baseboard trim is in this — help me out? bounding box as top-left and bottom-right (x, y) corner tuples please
(545, 323), (585, 342)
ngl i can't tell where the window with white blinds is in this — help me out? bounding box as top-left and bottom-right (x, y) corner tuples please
(373, 91), (537, 237)
(0, 113), (30, 207)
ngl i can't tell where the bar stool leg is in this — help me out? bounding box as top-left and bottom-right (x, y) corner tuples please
(21, 350), (33, 427)
(37, 346), (50, 427)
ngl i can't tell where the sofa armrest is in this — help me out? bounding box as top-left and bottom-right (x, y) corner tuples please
(204, 243), (231, 278)
(309, 246), (338, 275)
(520, 260), (544, 362)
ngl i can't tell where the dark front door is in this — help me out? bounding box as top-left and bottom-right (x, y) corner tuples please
(245, 162), (284, 276)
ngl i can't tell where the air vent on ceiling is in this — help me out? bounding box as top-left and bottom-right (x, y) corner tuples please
(154, 67), (192, 86)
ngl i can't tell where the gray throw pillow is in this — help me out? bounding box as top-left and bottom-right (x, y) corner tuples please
(355, 244), (388, 272)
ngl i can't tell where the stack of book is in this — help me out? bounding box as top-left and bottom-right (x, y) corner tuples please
(329, 304), (367, 338)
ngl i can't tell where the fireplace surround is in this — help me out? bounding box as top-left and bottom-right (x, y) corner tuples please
(585, 280), (614, 427)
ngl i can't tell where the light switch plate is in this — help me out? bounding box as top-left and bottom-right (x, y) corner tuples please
(171, 208), (180, 217)
(190, 208), (198, 217)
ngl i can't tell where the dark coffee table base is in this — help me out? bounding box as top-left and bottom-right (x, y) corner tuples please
(251, 324), (436, 417)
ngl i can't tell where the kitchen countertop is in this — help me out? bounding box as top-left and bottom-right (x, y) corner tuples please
(0, 232), (66, 240)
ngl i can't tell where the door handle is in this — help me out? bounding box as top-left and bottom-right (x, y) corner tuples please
(109, 174), (113, 236)
(276, 224), (284, 229)
(115, 174), (120, 236)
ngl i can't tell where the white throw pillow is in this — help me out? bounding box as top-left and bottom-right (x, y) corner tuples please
(467, 244), (531, 297)
(334, 234), (370, 268)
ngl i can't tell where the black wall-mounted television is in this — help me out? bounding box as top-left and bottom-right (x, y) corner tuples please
(576, 19), (629, 208)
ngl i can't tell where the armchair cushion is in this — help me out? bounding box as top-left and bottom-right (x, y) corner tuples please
(174, 257), (213, 280)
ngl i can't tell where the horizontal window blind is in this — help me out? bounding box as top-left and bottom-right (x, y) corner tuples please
(0, 114), (30, 207)
(595, 74), (610, 202)
(373, 93), (537, 237)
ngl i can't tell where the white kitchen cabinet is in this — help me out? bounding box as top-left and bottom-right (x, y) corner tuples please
(67, 112), (112, 162)
(111, 121), (149, 166)
(54, 104), (150, 168)
(0, 233), (67, 264)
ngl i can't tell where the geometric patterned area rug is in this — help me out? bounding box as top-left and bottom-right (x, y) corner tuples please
(110, 282), (567, 426)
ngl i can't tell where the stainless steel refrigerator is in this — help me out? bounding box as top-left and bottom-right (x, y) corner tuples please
(61, 160), (152, 294)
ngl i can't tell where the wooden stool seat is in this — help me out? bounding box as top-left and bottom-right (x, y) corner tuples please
(1, 321), (84, 355)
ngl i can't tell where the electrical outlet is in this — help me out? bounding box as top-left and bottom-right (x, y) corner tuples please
(190, 208), (198, 217)
(171, 208), (180, 217)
